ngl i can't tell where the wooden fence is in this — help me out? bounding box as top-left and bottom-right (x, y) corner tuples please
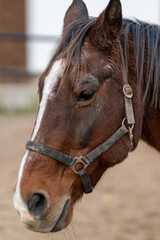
(0, 0), (57, 83)
(0, 0), (25, 82)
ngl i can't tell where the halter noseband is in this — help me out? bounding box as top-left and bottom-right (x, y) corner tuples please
(26, 43), (135, 194)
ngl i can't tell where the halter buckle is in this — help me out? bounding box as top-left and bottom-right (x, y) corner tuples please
(70, 156), (90, 174)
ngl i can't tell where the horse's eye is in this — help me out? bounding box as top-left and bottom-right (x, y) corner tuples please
(78, 90), (95, 102)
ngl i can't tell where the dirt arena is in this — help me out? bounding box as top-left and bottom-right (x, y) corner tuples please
(0, 114), (160, 240)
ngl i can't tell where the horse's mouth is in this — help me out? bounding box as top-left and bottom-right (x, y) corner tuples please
(51, 198), (70, 232)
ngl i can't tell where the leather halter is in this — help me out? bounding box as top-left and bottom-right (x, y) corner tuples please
(26, 43), (135, 194)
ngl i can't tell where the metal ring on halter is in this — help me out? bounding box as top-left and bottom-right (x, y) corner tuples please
(70, 156), (90, 174)
(122, 117), (134, 130)
(122, 118), (135, 151)
(123, 84), (133, 99)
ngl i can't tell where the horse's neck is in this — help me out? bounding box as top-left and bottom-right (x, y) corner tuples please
(141, 106), (160, 151)
(122, 21), (160, 151)
(141, 42), (160, 151)
(139, 26), (160, 151)
(140, 45), (160, 151)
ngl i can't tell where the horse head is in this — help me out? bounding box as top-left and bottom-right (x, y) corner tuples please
(13, 0), (143, 233)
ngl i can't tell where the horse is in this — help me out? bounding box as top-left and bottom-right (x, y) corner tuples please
(13, 0), (160, 233)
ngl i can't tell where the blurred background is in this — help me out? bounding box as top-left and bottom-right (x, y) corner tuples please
(0, 1), (160, 240)
(0, 0), (160, 112)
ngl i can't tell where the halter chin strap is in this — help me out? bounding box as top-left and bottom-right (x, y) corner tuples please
(26, 42), (135, 194)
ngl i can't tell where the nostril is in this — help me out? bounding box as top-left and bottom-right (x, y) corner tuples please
(27, 193), (48, 217)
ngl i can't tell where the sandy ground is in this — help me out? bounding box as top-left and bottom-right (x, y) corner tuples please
(0, 114), (160, 240)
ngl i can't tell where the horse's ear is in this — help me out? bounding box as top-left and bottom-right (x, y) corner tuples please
(63, 0), (89, 31)
(89, 0), (122, 50)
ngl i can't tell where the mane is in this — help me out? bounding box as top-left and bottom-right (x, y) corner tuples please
(52, 18), (96, 80)
(123, 19), (160, 109)
(48, 18), (160, 109)
(39, 18), (96, 93)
